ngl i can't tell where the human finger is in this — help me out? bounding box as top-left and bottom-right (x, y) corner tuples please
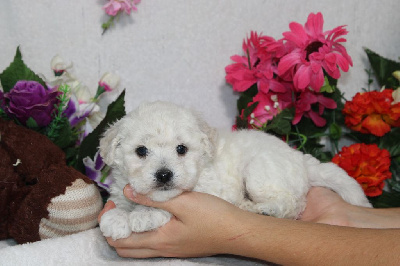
(97, 200), (116, 223)
(123, 185), (174, 211)
(115, 247), (166, 259)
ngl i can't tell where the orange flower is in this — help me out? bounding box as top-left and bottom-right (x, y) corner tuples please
(342, 89), (400, 136)
(332, 143), (391, 197)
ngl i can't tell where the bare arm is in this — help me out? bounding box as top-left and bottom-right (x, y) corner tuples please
(300, 187), (400, 228)
(99, 187), (400, 265)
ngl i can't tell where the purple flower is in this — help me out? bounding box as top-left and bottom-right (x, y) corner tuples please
(83, 151), (114, 191)
(63, 94), (97, 127)
(3, 81), (61, 127)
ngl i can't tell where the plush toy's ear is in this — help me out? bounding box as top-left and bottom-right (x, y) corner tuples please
(99, 120), (123, 166)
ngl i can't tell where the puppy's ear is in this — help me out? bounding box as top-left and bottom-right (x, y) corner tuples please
(99, 120), (122, 166)
(194, 112), (217, 158)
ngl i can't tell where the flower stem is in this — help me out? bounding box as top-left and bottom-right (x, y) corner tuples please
(102, 15), (116, 35)
(294, 125), (308, 153)
(94, 85), (106, 100)
(100, 165), (111, 183)
(289, 132), (308, 151)
(246, 49), (252, 70)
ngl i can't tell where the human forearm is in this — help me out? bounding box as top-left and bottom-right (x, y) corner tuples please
(104, 188), (400, 265)
(350, 207), (400, 228)
(224, 212), (400, 265)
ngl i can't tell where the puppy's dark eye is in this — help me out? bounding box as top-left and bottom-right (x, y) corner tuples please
(135, 146), (148, 158)
(176, 144), (188, 156)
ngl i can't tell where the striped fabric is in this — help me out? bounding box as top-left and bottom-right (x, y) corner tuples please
(39, 179), (103, 240)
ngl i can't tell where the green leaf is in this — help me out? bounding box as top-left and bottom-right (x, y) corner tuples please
(49, 117), (77, 150)
(264, 108), (293, 135)
(345, 131), (380, 145)
(364, 48), (400, 88)
(243, 101), (258, 118)
(325, 73), (338, 87)
(329, 123), (342, 140)
(313, 150), (333, 163)
(320, 76), (335, 93)
(368, 190), (400, 208)
(296, 114), (326, 137)
(25, 117), (39, 129)
(0, 108), (7, 119)
(75, 90), (126, 172)
(64, 146), (79, 167)
(237, 84), (258, 112)
(45, 84), (72, 143)
(378, 128), (400, 157)
(0, 47), (47, 92)
(234, 115), (247, 129)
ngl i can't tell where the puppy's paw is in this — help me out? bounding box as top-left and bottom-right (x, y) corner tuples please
(129, 208), (172, 232)
(100, 208), (131, 240)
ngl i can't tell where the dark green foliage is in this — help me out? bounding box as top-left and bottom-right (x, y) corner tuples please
(75, 90), (126, 172)
(0, 47), (47, 92)
(365, 48), (400, 89)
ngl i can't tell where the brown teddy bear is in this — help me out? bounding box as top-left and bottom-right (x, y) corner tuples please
(0, 118), (103, 244)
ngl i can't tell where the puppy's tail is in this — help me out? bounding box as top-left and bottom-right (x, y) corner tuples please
(304, 154), (372, 207)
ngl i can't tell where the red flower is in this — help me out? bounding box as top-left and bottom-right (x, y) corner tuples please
(343, 89), (400, 136)
(332, 143), (391, 197)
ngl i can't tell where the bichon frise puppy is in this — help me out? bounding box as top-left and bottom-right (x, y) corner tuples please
(99, 101), (371, 240)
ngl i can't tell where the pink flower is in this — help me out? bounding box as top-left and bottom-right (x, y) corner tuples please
(225, 32), (287, 94)
(247, 87), (293, 128)
(278, 12), (352, 92)
(103, 0), (140, 16)
(293, 89), (337, 126)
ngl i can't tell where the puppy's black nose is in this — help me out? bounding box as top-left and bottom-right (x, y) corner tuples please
(155, 168), (173, 184)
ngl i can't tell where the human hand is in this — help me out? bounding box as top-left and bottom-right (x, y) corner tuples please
(300, 187), (355, 226)
(98, 186), (249, 258)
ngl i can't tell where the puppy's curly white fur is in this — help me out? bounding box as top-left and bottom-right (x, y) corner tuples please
(99, 101), (371, 240)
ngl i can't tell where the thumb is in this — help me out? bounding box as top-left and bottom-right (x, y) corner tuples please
(123, 185), (171, 211)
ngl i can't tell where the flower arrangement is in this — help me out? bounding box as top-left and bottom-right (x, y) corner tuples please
(0, 47), (126, 195)
(225, 12), (400, 207)
(101, 0), (141, 35)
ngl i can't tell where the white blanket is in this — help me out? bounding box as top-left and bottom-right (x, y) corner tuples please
(0, 228), (270, 266)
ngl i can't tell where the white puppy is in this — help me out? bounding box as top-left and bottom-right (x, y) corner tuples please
(99, 101), (371, 240)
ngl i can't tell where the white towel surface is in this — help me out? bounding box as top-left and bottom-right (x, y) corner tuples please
(0, 228), (270, 266)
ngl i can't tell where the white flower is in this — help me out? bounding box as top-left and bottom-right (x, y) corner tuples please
(392, 87), (400, 105)
(48, 55), (77, 87)
(70, 81), (93, 103)
(99, 72), (120, 92)
(50, 55), (72, 74)
(77, 118), (95, 144)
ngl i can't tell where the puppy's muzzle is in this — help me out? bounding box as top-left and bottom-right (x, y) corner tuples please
(155, 168), (173, 184)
